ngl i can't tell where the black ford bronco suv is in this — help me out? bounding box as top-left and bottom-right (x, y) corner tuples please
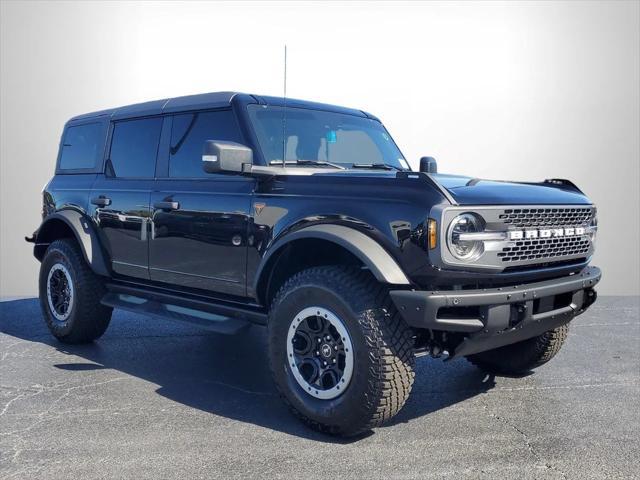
(28, 92), (601, 436)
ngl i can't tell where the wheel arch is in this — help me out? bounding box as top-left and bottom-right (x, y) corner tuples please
(34, 211), (110, 277)
(254, 224), (410, 307)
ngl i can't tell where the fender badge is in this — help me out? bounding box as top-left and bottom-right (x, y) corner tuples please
(254, 202), (266, 215)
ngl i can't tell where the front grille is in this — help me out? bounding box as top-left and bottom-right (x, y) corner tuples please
(497, 207), (595, 264)
(499, 207), (593, 229)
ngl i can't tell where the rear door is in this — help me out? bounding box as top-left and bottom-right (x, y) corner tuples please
(90, 116), (164, 279)
(149, 109), (254, 297)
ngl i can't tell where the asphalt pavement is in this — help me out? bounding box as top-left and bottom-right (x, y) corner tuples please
(1, 296), (638, 479)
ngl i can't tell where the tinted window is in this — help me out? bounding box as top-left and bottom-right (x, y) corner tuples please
(59, 123), (104, 170)
(108, 117), (162, 178)
(169, 110), (243, 178)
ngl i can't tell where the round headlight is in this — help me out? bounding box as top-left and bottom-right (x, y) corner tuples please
(447, 213), (484, 261)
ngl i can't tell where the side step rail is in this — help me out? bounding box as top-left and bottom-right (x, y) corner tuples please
(101, 290), (264, 335)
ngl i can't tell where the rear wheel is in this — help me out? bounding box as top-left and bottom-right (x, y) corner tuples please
(39, 239), (112, 344)
(268, 266), (415, 436)
(466, 325), (569, 375)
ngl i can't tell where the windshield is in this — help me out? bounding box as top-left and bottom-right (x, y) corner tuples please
(247, 105), (409, 170)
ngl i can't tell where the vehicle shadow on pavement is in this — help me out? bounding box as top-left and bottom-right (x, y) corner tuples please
(1, 298), (496, 443)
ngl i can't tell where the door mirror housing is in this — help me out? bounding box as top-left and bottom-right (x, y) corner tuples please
(419, 156), (437, 174)
(202, 140), (253, 174)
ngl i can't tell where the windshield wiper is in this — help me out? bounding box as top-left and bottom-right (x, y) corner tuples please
(352, 163), (403, 171)
(269, 160), (345, 170)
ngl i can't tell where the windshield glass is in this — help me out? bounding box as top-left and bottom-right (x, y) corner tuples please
(247, 105), (409, 170)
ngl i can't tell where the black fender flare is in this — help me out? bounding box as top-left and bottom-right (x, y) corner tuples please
(34, 210), (110, 277)
(254, 224), (411, 294)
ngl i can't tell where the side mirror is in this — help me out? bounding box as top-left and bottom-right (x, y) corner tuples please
(202, 140), (253, 174)
(419, 156), (437, 174)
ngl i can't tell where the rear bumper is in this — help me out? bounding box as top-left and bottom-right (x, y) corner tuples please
(390, 266), (601, 358)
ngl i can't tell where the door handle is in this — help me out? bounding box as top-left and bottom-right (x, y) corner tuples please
(154, 201), (180, 211)
(91, 196), (111, 207)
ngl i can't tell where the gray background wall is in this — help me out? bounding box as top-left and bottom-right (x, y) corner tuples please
(1, 1), (638, 298)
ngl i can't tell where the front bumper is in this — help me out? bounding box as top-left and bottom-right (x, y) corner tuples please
(390, 266), (601, 358)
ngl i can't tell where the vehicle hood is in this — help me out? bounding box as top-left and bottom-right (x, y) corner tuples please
(431, 173), (592, 205)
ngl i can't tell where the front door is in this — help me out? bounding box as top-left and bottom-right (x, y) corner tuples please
(149, 109), (254, 297)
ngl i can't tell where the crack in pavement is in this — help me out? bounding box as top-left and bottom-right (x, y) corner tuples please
(0, 385), (47, 418)
(479, 396), (568, 480)
(0, 340), (28, 362)
(0, 375), (269, 477)
(0, 377), (128, 436)
(0, 377), (129, 479)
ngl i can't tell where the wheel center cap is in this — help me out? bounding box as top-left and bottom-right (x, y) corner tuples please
(320, 344), (332, 358)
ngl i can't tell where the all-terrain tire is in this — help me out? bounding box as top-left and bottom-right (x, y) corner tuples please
(267, 266), (415, 437)
(39, 238), (112, 343)
(466, 325), (569, 375)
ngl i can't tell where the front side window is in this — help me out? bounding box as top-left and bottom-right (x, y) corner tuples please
(169, 110), (243, 178)
(59, 123), (104, 170)
(108, 117), (162, 178)
(247, 105), (408, 170)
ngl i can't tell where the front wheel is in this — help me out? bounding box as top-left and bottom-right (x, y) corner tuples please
(267, 266), (415, 437)
(39, 239), (112, 344)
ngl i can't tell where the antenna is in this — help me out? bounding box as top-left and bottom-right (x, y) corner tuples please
(282, 44), (287, 167)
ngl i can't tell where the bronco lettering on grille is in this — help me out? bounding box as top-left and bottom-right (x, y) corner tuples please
(508, 227), (586, 241)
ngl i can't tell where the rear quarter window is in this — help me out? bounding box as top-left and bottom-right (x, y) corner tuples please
(59, 123), (105, 170)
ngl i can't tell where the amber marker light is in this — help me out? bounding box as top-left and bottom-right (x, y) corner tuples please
(428, 219), (437, 249)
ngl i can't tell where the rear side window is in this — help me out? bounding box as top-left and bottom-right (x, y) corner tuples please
(169, 110), (243, 178)
(108, 117), (162, 178)
(59, 123), (104, 170)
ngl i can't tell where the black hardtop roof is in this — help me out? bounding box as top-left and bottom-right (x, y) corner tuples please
(68, 92), (377, 123)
